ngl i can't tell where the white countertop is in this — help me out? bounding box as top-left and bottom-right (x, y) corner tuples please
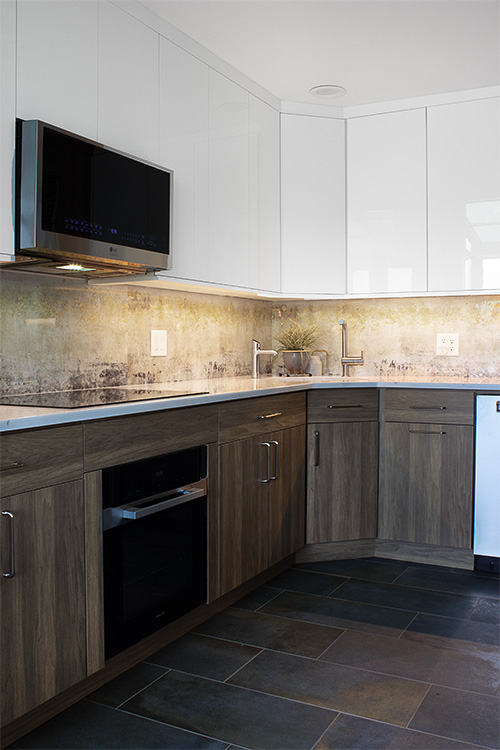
(1, 375), (499, 433)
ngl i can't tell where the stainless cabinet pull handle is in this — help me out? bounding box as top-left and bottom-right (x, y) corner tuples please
(0, 461), (24, 472)
(2, 511), (14, 578)
(409, 405), (446, 410)
(256, 412), (282, 420)
(409, 429), (446, 435)
(269, 440), (279, 480)
(327, 404), (362, 409)
(314, 430), (320, 466)
(261, 442), (271, 483)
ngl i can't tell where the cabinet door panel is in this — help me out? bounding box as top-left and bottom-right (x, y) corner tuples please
(307, 422), (378, 543)
(1, 481), (86, 724)
(268, 426), (306, 566)
(379, 422), (473, 548)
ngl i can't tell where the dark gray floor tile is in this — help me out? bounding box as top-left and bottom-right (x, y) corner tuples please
(396, 566), (500, 599)
(144, 632), (260, 680)
(266, 567), (347, 595)
(331, 579), (478, 618)
(228, 649), (429, 727)
(409, 686), (500, 749)
(470, 597), (500, 625)
(314, 713), (485, 749)
(403, 612), (500, 652)
(194, 606), (343, 658)
(87, 662), (167, 708)
(122, 669), (337, 750)
(261, 590), (416, 637)
(319, 629), (500, 694)
(295, 558), (410, 583)
(232, 585), (282, 611)
(14, 699), (228, 749)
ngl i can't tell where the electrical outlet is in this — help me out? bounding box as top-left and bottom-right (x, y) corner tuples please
(436, 333), (459, 356)
(151, 329), (167, 357)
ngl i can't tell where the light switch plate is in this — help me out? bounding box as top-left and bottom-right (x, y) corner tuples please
(436, 333), (459, 356)
(151, 329), (167, 356)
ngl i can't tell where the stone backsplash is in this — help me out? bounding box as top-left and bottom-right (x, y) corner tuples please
(0, 270), (499, 393)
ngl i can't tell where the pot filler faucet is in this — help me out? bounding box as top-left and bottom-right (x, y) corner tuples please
(252, 339), (277, 379)
(339, 319), (364, 376)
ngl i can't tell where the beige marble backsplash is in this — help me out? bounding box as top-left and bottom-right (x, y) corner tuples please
(0, 270), (499, 393)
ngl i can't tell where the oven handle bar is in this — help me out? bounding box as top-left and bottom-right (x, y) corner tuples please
(103, 478), (207, 529)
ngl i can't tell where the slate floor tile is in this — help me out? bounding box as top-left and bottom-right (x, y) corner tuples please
(314, 713), (485, 749)
(261, 590), (417, 637)
(470, 597), (500, 625)
(121, 669), (337, 750)
(143, 632), (260, 681)
(13, 699), (229, 749)
(194, 606), (344, 658)
(228, 649), (429, 727)
(86, 662), (167, 708)
(409, 686), (500, 749)
(395, 566), (500, 599)
(231, 585), (282, 611)
(319, 629), (500, 694)
(295, 558), (409, 583)
(331, 579), (478, 618)
(265, 567), (347, 596)
(403, 612), (500, 653)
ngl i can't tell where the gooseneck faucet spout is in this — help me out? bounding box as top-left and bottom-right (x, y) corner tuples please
(252, 339), (277, 379)
(339, 320), (364, 377)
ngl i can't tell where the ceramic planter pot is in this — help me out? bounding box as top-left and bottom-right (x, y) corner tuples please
(282, 350), (310, 374)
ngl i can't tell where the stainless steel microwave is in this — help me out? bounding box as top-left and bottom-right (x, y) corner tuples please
(10, 119), (173, 279)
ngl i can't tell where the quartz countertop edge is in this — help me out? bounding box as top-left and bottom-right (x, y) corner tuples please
(1, 376), (499, 433)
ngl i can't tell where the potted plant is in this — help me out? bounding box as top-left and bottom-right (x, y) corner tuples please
(275, 320), (320, 374)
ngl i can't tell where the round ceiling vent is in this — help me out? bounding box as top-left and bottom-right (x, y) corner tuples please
(309, 85), (346, 99)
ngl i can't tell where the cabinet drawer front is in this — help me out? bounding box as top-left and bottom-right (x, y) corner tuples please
(307, 388), (379, 423)
(0, 425), (84, 497)
(218, 392), (306, 444)
(381, 389), (474, 424)
(84, 404), (218, 471)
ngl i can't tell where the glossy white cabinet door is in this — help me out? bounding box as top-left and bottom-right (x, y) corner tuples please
(249, 96), (280, 293)
(347, 109), (427, 295)
(281, 114), (346, 296)
(158, 38), (209, 282)
(98, 2), (158, 162)
(428, 98), (500, 292)
(0, 0), (16, 260)
(16, 0), (98, 139)
(208, 70), (249, 288)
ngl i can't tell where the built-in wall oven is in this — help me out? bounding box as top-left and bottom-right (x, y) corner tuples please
(102, 445), (208, 660)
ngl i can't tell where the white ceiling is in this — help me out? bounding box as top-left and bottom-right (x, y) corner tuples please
(139, 0), (500, 107)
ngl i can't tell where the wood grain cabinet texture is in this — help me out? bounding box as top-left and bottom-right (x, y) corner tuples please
(306, 389), (379, 543)
(218, 393), (306, 596)
(378, 389), (474, 548)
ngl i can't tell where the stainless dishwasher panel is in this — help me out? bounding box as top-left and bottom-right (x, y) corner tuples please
(473, 395), (500, 560)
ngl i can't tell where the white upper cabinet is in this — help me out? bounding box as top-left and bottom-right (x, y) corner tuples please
(208, 70), (250, 288)
(16, 0), (98, 139)
(158, 38), (209, 283)
(249, 96), (281, 293)
(281, 115), (346, 296)
(98, 2), (158, 162)
(347, 109), (427, 295)
(427, 98), (500, 292)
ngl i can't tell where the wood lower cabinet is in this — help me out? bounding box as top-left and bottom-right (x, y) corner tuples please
(1, 480), (87, 725)
(219, 424), (306, 596)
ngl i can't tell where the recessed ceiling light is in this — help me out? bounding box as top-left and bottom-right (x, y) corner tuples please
(309, 85), (346, 99)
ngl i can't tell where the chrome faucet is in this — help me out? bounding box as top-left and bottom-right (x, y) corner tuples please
(339, 319), (364, 376)
(252, 339), (277, 379)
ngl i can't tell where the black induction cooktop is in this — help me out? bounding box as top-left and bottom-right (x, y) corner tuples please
(0, 387), (209, 409)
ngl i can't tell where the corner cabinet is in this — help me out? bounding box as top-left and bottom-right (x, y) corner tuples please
(378, 389), (474, 548)
(307, 389), (379, 543)
(1, 426), (87, 726)
(218, 393), (306, 596)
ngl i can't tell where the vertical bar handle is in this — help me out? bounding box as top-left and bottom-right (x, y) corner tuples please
(269, 440), (279, 480)
(261, 442), (271, 483)
(2, 511), (14, 578)
(314, 430), (320, 466)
